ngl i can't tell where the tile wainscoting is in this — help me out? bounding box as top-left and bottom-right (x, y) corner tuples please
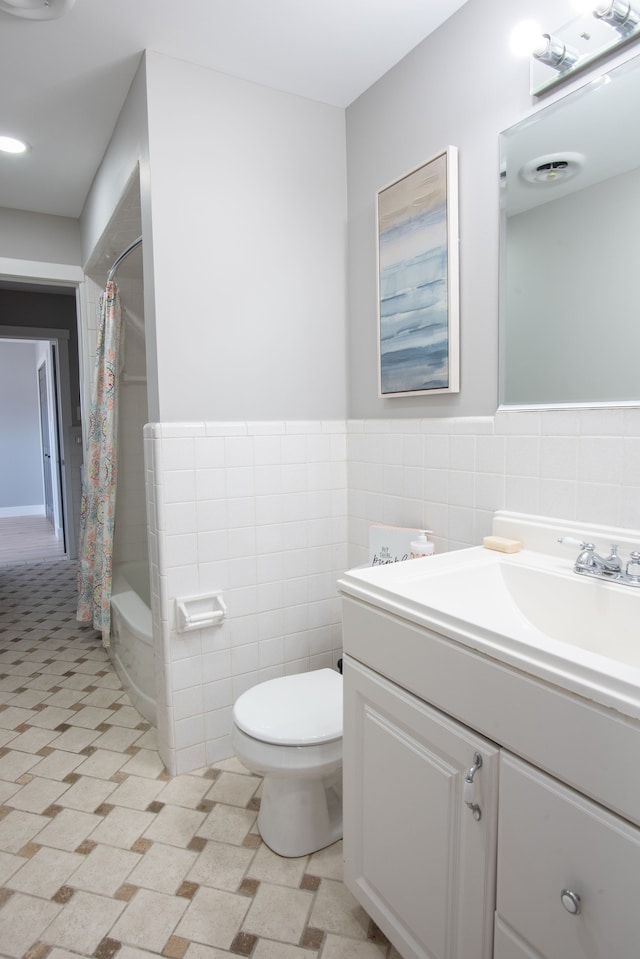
(144, 409), (640, 773)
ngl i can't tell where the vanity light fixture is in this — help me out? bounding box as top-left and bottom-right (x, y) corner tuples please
(0, 135), (28, 154)
(532, 34), (580, 71)
(593, 1), (640, 34)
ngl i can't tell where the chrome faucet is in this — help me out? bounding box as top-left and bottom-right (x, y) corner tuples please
(558, 537), (640, 587)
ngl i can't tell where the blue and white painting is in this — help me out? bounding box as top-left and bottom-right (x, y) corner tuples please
(378, 150), (457, 396)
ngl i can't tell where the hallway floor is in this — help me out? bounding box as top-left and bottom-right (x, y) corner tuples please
(0, 560), (396, 959)
(0, 517), (65, 567)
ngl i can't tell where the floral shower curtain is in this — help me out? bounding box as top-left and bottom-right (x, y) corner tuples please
(76, 280), (123, 646)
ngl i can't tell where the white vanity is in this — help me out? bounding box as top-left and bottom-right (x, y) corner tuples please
(337, 512), (640, 959)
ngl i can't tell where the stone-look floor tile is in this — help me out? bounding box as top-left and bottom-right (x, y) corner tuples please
(57, 775), (117, 812)
(0, 849), (23, 884)
(47, 726), (101, 754)
(104, 706), (149, 729)
(247, 843), (308, 887)
(91, 726), (145, 753)
(143, 804), (207, 848)
(94, 937), (123, 959)
(35, 808), (103, 852)
(197, 805), (257, 846)
(6, 727), (57, 754)
(28, 749), (85, 781)
(67, 842), (142, 896)
(242, 883), (314, 944)
(28, 706), (76, 730)
(163, 934), (190, 958)
(118, 748), (167, 777)
(44, 688), (88, 708)
(182, 946), (235, 959)
(0, 705), (37, 730)
(186, 840), (254, 892)
(7, 776), (69, 813)
(254, 940), (319, 959)
(229, 931), (257, 956)
(119, 948), (179, 959)
(108, 775), (166, 811)
(128, 842), (199, 894)
(134, 727), (159, 751)
(80, 687), (122, 709)
(309, 878), (372, 939)
(8, 846), (83, 898)
(42, 890), (126, 954)
(0, 809), (47, 853)
(89, 806), (156, 849)
(0, 748), (40, 781)
(73, 748), (128, 779)
(308, 840), (344, 880)
(157, 775), (212, 809)
(174, 887), (250, 951)
(320, 934), (390, 958)
(64, 706), (114, 730)
(205, 773), (260, 809)
(0, 891), (61, 957)
(110, 888), (189, 952)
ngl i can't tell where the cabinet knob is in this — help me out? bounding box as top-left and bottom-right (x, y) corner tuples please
(560, 889), (581, 915)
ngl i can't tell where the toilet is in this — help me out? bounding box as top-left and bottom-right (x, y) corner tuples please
(231, 668), (343, 858)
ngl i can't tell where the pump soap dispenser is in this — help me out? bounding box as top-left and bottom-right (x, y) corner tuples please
(410, 530), (434, 559)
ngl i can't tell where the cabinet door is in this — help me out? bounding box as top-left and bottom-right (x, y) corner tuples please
(497, 753), (640, 959)
(343, 655), (499, 959)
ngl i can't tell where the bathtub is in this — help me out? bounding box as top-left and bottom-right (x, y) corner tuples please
(110, 561), (157, 726)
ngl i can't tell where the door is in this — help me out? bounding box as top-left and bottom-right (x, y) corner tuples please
(37, 361), (54, 525)
(344, 655), (499, 959)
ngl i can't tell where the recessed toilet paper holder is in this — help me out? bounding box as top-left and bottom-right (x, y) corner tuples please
(176, 592), (227, 633)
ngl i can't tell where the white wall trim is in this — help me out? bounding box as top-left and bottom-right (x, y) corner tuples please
(0, 258), (83, 285)
(0, 506), (45, 517)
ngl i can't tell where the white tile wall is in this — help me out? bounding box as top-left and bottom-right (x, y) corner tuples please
(347, 408), (640, 566)
(138, 406), (640, 776)
(144, 420), (347, 775)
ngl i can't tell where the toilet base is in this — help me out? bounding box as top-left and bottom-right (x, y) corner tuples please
(258, 770), (343, 858)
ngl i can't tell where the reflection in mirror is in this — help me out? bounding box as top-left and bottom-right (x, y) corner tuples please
(499, 53), (640, 408)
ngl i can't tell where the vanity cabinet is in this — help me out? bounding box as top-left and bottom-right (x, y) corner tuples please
(340, 593), (640, 959)
(344, 657), (499, 959)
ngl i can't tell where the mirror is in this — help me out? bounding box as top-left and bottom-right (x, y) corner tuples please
(499, 53), (640, 408)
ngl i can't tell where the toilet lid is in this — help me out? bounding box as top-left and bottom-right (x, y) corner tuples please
(233, 669), (343, 746)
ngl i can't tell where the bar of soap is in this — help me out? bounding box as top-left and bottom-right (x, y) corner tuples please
(483, 535), (522, 553)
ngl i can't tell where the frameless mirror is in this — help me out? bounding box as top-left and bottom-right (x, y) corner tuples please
(499, 53), (640, 408)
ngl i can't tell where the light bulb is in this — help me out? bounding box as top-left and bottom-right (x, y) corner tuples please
(509, 20), (544, 56)
(0, 136), (28, 154)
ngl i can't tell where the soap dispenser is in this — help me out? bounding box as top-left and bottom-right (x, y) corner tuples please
(410, 530), (434, 559)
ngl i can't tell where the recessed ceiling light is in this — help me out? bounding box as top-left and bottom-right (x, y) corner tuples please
(0, 135), (29, 154)
(0, 0), (75, 20)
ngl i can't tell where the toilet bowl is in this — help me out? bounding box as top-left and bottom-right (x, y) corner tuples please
(231, 668), (343, 858)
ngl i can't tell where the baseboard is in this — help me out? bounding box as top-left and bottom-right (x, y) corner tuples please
(0, 505), (46, 518)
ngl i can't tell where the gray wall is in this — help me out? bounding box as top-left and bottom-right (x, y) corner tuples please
(0, 289), (81, 427)
(345, 0), (587, 419)
(0, 341), (44, 510)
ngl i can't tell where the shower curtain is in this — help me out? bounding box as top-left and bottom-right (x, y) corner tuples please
(76, 280), (123, 646)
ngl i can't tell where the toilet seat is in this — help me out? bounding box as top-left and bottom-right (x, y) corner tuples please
(233, 668), (342, 746)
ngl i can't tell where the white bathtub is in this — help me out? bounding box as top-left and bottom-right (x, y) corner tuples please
(110, 561), (157, 725)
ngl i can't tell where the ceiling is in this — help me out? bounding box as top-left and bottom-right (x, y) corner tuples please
(0, 0), (469, 220)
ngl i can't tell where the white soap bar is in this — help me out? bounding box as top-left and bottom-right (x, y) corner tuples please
(483, 535), (522, 554)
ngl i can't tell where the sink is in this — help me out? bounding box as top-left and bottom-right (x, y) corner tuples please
(338, 511), (640, 719)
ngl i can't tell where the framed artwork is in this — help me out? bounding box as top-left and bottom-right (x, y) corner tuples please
(377, 146), (459, 397)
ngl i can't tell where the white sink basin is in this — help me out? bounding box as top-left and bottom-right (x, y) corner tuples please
(338, 513), (640, 719)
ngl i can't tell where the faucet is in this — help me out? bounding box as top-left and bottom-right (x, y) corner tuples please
(558, 537), (640, 587)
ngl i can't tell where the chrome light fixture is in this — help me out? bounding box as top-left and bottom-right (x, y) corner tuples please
(532, 34), (580, 71)
(593, 1), (640, 34)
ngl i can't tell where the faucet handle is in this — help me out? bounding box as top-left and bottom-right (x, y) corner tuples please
(558, 536), (587, 549)
(626, 551), (640, 582)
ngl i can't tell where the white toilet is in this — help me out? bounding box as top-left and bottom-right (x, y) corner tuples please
(231, 668), (343, 858)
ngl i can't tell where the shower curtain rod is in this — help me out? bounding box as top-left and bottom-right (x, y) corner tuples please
(107, 235), (142, 282)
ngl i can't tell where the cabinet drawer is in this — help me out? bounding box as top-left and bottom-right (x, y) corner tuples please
(497, 753), (640, 959)
(494, 917), (543, 959)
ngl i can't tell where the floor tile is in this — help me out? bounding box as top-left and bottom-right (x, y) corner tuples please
(308, 839), (344, 880)
(110, 887), (189, 952)
(248, 842), (309, 887)
(309, 877), (371, 939)
(48, 726), (102, 753)
(205, 772), (260, 808)
(196, 805), (257, 845)
(8, 846), (84, 898)
(35, 807), (103, 851)
(253, 941), (319, 959)
(156, 774), (212, 809)
(0, 891), (61, 958)
(27, 749), (85, 781)
(0, 809), (47, 852)
(0, 749), (40, 781)
(42, 890), (126, 954)
(186, 840), (254, 892)
(56, 775), (118, 812)
(118, 748), (166, 778)
(107, 774), (166, 810)
(174, 886), (250, 950)
(7, 776), (69, 814)
(89, 805), (156, 849)
(68, 842), (142, 896)
(73, 748), (129, 779)
(127, 842), (199, 894)
(242, 882), (314, 943)
(143, 804), (207, 847)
